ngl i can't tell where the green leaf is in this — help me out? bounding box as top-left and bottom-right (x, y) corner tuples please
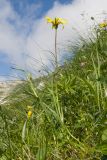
(102, 129), (107, 141)
(22, 120), (27, 142)
(98, 144), (107, 155)
(36, 141), (47, 160)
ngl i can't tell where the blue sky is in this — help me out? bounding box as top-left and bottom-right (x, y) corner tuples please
(10, 0), (72, 17)
(0, 0), (107, 80)
(0, 53), (10, 74)
(0, 0), (72, 80)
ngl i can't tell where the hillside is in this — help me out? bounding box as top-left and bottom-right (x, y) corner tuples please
(0, 80), (23, 104)
(1, 23), (107, 160)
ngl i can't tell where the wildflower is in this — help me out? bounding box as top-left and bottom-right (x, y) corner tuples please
(27, 106), (32, 110)
(27, 110), (32, 118)
(27, 106), (33, 118)
(99, 21), (107, 28)
(45, 17), (67, 29)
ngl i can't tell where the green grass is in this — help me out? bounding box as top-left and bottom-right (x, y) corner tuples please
(1, 23), (107, 160)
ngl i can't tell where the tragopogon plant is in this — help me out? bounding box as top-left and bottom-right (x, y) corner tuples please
(46, 17), (67, 69)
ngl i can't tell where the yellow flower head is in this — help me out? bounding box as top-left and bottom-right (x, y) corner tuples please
(27, 110), (32, 118)
(46, 16), (67, 29)
(99, 21), (107, 28)
(27, 106), (33, 110)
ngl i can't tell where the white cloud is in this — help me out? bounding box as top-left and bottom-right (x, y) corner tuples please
(0, 0), (107, 78)
(25, 0), (107, 73)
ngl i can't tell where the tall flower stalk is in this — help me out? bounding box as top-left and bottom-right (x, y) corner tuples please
(55, 28), (58, 68)
(46, 17), (67, 69)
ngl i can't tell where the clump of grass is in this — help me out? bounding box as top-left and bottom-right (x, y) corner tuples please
(1, 17), (107, 160)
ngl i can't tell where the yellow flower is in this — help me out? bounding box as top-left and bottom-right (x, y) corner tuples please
(99, 21), (107, 28)
(46, 16), (67, 29)
(27, 110), (32, 118)
(27, 106), (32, 110)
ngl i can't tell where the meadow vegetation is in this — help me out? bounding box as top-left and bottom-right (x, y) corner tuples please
(0, 17), (107, 160)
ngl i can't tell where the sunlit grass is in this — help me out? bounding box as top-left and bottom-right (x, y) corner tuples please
(1, 17), (107, 159)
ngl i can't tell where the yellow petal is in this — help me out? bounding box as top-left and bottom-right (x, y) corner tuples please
(99, 22), (107, 28)
(45, 16), (53, 23)
(27, 111), (32, 118)
(46, 16), (67, 29)
(58, 18), (68, 24)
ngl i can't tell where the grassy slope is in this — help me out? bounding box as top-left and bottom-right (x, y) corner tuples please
(1, 27), (107, 159)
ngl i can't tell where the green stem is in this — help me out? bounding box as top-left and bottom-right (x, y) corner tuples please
(55, 29), (58, 69)
(63, 126), (86, 152)
(91, 51), (101, 112)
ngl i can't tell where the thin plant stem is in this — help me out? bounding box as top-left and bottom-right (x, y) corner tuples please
(55, 29), (58, 69)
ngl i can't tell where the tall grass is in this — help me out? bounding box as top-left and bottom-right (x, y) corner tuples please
(1, 19), (107, 159)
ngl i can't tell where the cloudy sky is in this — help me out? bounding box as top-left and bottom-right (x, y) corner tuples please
(0, 0), (107, 80)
